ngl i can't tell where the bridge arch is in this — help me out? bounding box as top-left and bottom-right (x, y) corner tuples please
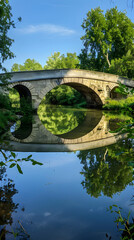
(13, 84), (32, 109)
(110, 86), (124, 99)
(62, 82), (103, 108)
(9, 82), (35, 109)
(38, 78), (104, 109)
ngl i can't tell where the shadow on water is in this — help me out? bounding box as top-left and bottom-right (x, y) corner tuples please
(58, 109), (102, 139)
(11, 117), (32, 140)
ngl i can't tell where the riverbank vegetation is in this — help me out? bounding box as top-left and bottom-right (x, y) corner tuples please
(103, 95), (134, 111)
(103, 83), (134, 111)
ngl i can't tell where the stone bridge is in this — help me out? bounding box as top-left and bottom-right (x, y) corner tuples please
(3, 69), (134, 109)
(3, 113), (127, 152)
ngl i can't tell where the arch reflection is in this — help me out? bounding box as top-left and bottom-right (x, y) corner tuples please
(2, 108), (131, 152)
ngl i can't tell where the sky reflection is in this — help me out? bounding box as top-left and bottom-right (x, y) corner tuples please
(4, 147), (134, 240)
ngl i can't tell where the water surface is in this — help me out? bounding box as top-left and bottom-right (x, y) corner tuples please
(0, 105), (134, 240)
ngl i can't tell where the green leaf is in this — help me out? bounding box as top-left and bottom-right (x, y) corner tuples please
(9, 163), (16, 168)
(17, 164), (23, 174)
(112, 204), (118, 207)
(31, 160), (43, 166)
(1, 150), (8, 160)
(0, 161), (6, 166)
(8, 159), (14, 162)
(129, 225), (134, 230)
(11, 151), (16, 158)
(122, 236), (130, 240)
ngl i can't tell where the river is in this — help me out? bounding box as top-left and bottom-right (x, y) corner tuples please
(0, 105), (134, 240)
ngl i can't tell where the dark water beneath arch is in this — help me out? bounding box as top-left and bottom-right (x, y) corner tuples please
(0, 105), (134, 240)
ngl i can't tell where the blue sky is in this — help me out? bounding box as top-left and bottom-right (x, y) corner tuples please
(4, 0), (134, 71)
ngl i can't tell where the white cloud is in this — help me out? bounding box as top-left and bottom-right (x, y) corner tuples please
(18, 24), (75, 36)
(44, 212), (52, 217)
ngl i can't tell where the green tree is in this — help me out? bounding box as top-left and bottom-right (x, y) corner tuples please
(44, 52), (79, 69)
(11, 58), (43, 71)
(0, 0), (15, 72)
(79, 7), (134, 74)
(0, 0), (21, 87)
(109, 48), (134, 78)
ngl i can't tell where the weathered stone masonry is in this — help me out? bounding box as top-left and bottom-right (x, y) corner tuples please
(3, 69), (134, 109)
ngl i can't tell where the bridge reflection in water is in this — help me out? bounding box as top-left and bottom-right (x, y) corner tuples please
(4, 108), (127, 152)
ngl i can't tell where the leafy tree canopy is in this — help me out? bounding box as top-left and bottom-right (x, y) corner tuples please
(11, 58), (43, 71)
(0, 0), (14, 72)
(109, 47), (134, 78)
(11, 52), (79, 72)
(0, 0), (21, 73)
(44, 52), (79, 69)
(79, 7), (134, 76)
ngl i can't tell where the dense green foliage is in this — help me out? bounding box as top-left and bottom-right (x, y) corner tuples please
(44, 52), (79, 69)
(0, 92), (17, 135)
(11, 58), (43, 71)
(0, 0), (16, 72)
(104, 95), (134, 110)
(9, 88), (20, 108)
(109, 48), (134, 78)
(0, 0), (21, 87)
(0, 0), (20, 137)
(79, 7), (134, 78)
(11, 52), (79, 72)
(104, 83), (134, 110)
(43, 85), (86, 107)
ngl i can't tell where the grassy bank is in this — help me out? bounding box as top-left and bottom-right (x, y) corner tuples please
(103, 96), (134, 111)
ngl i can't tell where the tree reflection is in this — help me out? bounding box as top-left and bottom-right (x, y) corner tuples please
(38, 104), (86, 135)
(78, 139), (134, 198)
(0, 166), (18, 238)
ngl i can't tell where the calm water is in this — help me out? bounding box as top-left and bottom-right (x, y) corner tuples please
(0, 105), (134, 240)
